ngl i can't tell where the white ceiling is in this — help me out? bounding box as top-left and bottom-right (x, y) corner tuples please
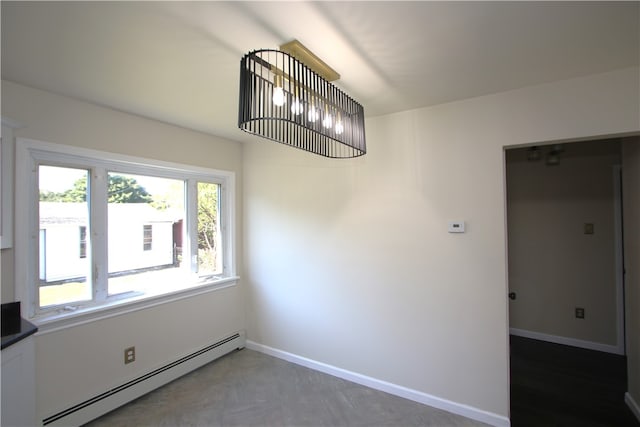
(2, 1), (638, 144)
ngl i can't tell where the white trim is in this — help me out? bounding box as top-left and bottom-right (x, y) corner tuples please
(0, 120), (20, 248)
(501, 147), (512, 420)
(14, 137), (237, 321)
(17, 137), (233, 179)
(246, 340), (510, 427)
(0, 128), (14, 248)
(625, 392), (640, 422)
(34, 277), (239, 335)
(613, 165), (626, 355)
(509, 328), (623, 355)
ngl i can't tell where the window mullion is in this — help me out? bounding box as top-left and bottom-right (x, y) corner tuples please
(185, 179), (198, 274)
(218, 183), (226, 276)
(27, 157), (40, 317)
(220, 178), (234, 277)
(91, 167), (109, 301)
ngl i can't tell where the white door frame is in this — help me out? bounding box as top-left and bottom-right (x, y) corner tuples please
(613, 165), (626, 355)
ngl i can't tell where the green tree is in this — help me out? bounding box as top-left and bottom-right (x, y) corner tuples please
(39, 190), (62, 202)
(107, 175), (152, 203)
(39, 175), (152, 203)
(197, 182), (219, 272)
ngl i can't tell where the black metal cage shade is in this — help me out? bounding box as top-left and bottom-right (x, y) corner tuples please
(238, 49), (366, 158)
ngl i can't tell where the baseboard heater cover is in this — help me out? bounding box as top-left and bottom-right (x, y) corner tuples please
(42, 332), (245, 426)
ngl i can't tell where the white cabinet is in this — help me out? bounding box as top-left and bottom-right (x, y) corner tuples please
(1, 335), (37, 426)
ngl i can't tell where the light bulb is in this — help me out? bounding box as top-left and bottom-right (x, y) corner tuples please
(308, 105), (319, 122)
(272, 87), (285, 107)
(291, 98), (303, 115)
(335, 121), (344, 134)
(322, 114), (333, 128)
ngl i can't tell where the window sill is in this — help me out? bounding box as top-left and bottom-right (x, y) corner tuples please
(31, 276), (240, 335)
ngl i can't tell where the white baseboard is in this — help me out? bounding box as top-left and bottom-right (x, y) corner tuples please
(626, 392), (640, 422)
(509, 328), (623, 355)
(246, 340), (510, 427)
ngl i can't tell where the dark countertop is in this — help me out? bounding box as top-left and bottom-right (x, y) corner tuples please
(1, 318), (38, 350)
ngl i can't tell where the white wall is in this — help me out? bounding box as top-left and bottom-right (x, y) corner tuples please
(243, 67), (640, 422)
(623, 137), (640, 414)
(1, 80), (245, 421)
(3, 64), (638, 424)
(507, 140), (621, 348)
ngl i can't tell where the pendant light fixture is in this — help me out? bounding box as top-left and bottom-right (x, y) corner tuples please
(238, 40), (366, 158)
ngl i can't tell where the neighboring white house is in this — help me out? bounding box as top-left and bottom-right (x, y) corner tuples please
(39, 202), (179, 283)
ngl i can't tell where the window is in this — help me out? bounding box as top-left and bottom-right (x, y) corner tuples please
(142, 225), (152, 251)
(16, 139), (236, 321)
(79, 226), (87, 259)
(39, 166), (91, 307)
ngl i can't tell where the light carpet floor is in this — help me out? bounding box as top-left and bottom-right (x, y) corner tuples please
(84, 348), (491, 427)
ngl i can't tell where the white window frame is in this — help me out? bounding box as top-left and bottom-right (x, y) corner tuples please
(15, 138), (237, 327)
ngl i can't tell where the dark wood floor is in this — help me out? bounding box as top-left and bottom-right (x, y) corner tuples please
(510, 335), (640, 427)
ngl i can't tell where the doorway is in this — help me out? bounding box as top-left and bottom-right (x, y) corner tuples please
(505, 137), (639, 426)
(506, 139), (624, 353)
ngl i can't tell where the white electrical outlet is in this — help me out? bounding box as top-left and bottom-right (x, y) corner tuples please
(124, 346), (136, 364)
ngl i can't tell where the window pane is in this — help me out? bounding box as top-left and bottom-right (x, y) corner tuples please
(38, 165), (91, 307)
(197, 182), (221, 276)
(107, 172), (185, 296)
(143, 224), (152, 251)
(79, 226), (87, 258)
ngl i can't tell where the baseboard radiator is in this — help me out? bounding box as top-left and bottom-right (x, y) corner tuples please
(42, 332), (245, 427)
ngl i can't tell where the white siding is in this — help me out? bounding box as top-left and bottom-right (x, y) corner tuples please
(108, 221), (174, 273)
(40, 224), (88, 282)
